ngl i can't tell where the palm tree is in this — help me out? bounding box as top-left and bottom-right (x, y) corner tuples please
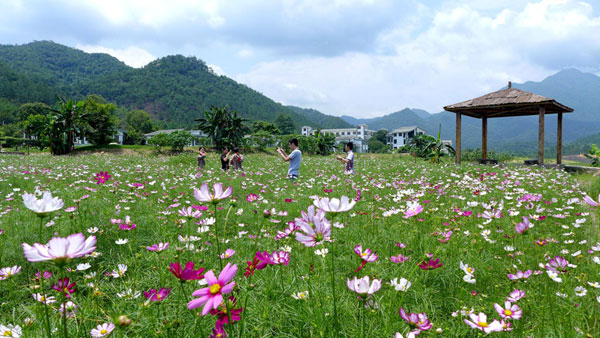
(48, 97), (85, 155)
(196, 106), (249, 150)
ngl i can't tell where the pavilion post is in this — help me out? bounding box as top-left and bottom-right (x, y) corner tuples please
(455, 112), (461, 164)
(482, 117), (488, 159)
(538, 106), (545, 165)
(557, 112), (563, 165)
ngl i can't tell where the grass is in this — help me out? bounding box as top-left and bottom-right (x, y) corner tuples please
(0, 152), (598, 337)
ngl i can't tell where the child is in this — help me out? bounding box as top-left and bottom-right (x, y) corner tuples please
(220, 147), (231, 171)
(230, 147), (244, 171)
(277, 138), (302, 180)
(336, 142), (354, 175)
(197, 147), (207, 170)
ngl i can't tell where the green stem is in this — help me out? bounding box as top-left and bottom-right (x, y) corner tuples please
(62, 299), (69, 338)
(38, 215), (45, 243)
(223, 205), (233, 238)
(214, 204), (222, 271)
(329, 213), (339, 335)
(40, 276), (52, 338)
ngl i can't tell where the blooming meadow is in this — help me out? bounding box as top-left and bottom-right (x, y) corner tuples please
(0, 153), (599, 337)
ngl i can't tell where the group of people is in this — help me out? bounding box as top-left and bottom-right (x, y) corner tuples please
(196, 138), (355, 180)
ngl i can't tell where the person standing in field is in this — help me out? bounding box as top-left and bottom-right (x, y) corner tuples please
(220, 147), (231, 171)
(230, 147), (244, 171)
(277, 138), (302, 180)
(336, 142), (354, 175)
(197, 147), (207, 170)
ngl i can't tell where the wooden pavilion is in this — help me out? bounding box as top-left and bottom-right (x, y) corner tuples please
(444, 82), (574, 165)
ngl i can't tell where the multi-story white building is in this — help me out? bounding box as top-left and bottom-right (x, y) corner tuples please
(386, 126), (426, 149)
(301, 124), (375, 152)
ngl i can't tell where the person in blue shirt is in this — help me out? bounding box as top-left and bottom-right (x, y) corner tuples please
(277, 138), (302, 180)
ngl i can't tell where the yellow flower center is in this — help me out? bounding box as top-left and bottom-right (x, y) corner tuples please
(504, 309), (512, 316)
(156, 294), (162, 300)
(4, 331), (12, 336)
(361, 253), (367, 257)
(478, 321), (488, 328)
(63, 287), (69, 293)
(467, 267), (473, 273)
(209, 284), (221, 294)
(100, 329), (107, 334)
(40, 296), (45, 302)
(5, 272), (11, 276)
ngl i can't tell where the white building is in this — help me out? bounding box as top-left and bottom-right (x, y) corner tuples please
(387, 126), (426, 149)
(301, 124), (375, 152)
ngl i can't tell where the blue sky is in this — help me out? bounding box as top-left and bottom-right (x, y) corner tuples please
(1, 0), (599, 117)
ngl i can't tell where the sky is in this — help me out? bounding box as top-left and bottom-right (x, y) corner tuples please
(1, 0), (599, 118)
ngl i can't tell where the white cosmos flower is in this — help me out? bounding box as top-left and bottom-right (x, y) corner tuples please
(115, 239), (129, 245)
(76, 263), (91, 271)
(574, 286), (587, 297)
(390, 278), (412, 291)
(22, 191), (64, 215)
(313, 196), (355, 213)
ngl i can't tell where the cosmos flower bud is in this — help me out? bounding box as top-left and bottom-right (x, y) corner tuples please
(263, 209), (271, 218)
(118, 315), (132, 327)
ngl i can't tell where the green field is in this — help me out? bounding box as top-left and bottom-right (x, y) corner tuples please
(0, 152), (599, 337)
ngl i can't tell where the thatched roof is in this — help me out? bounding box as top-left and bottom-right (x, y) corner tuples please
(444, 85), (574, 118)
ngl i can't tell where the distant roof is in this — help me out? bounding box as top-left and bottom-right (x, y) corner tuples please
(444, 86), (573, 118)
(144, 129), (206, 137)
(390, 126), (423, 133)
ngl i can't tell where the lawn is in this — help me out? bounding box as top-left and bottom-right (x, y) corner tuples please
(0, 152), (598, 337)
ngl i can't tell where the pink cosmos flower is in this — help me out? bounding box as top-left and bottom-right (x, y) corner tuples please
(94, 171), (111, 185)
(545, 256), (568, 273)
(403, 202), (424, 218)
(313, 196), (355, 213)
(390, 254), (410, 263)
(178, 206), (202, 218)
(22, 233), (96, 263)
(346, 276), (381, 297)
(274, 222), (298, 241)
(507, 289), (526, 302)
(438, 231), (453, 243)
(583, 194), (599, 207)
(246, 194), (258, 202)
(494, 301), (522, 320)
(188, 263), (238, 315)
(295, 207), (331, 247)
(515, 216), (532, 234)
(507, 270), (532, 280)
(169, 262), (205, 281)
(144, 288), (171, 302)
(90, 323), (115, 337)
(194, 183), (233, 204)
(354, 245), (378, 262)
(482, 209), (503, 220)
(146, 242), (169, 252)
(464, 312), (503, 333)
(270, 251), (290, 265)
(398, 308), (432, 335)
(220, 249), (236, 259)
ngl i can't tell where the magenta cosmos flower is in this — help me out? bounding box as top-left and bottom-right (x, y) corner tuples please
(22, 233), (96, 263)
(545, 256), (568, 273)
(22, 191), (64, 215)
(494, 301), (522, 320)
(403, 202), (423, 218)
(94, 171), (111, 185)
(246, 193), (258, 202)
(194, 183), (233, 204)
(398, 308), (432, 335)
(144, 288), (171, 302)
(90, 322), (115, 337)
(515, 216), (532, 234)
(313, 196), (355, 213)
(390, 254), (410, 263)
(418, 258), (443, 270)
(169, 261), (205, 281)
(188, 263), (238, 315)
(354, 245), (378, 262)
(178, 206), (202, 218)
(52, 277), (76, 298)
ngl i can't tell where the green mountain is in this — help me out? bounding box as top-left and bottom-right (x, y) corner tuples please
(286, 106), (351, 129)
(0, 41), (349, 131)
(341, 108), (426, 130)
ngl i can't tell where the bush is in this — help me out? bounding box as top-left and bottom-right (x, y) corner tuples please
(461, 148), (514, 163)
(584, 144), (600, 167)
(168, 131), (193, 153)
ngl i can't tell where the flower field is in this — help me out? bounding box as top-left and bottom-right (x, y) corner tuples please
(0, 153), (599, 337)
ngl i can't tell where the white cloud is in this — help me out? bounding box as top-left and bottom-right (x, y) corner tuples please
(236, 0), (600, 117)
(207, 64), (225, 76)
(75, 44), (156, 68)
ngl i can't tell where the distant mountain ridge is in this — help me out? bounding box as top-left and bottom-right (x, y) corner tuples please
(0, 41), (349, 130)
